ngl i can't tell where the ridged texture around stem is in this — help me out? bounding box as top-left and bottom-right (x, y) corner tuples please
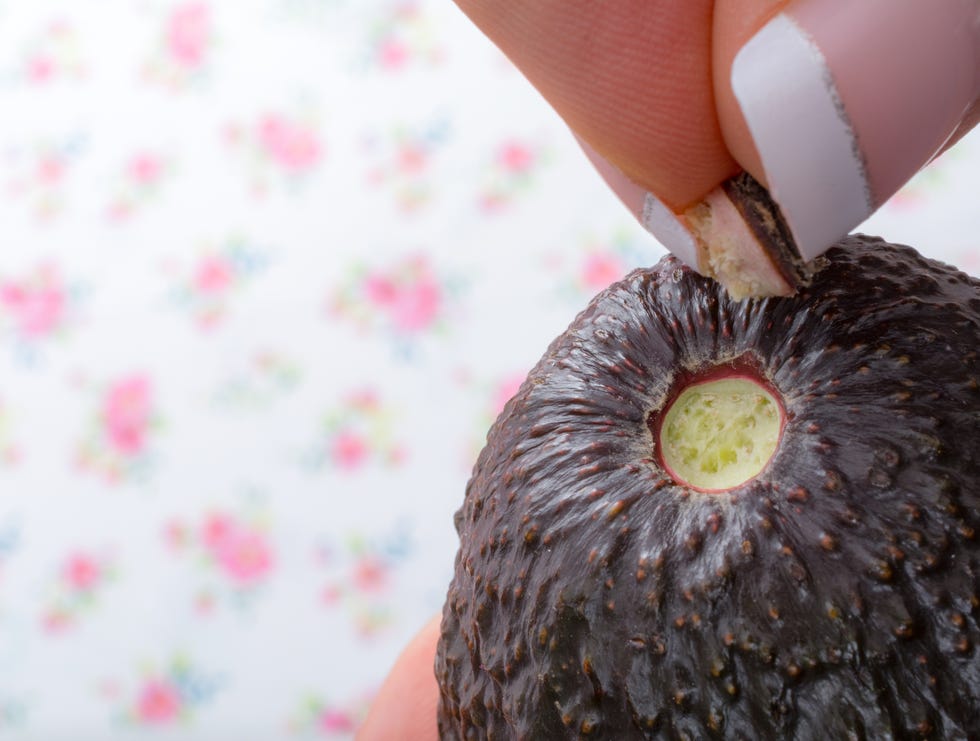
(436, 236), (980, 740)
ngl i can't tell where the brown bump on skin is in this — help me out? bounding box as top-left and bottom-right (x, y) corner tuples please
(606, 501), (625, 520)
(706, 512), (722, 533)
(894, 622), (915, 639)
(872, 560), (894, 582)
(787, 487), (809, 503)
(820, 533), (837, 551)
(886, 546), (905, 561)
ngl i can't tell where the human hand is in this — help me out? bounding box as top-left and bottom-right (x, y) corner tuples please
(456, 0), (980, 297)
(356, 615), (441, 740)
(357, 2), (979, 736)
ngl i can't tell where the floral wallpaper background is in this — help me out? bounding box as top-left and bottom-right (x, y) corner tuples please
(0, 1), (977, 739)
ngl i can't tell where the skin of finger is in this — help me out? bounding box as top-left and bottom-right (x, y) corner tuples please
(713, 1), (978, 184)
(939, 97), (980, 157)
(356, 615), (441, 741)
(711, 0), (792, 189)
(452, 0), (738, 210)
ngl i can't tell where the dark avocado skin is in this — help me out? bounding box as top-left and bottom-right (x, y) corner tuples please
(436, 236), (980, 740)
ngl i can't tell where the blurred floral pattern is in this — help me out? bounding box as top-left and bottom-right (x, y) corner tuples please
(76, 374), (160, 484)
(41, 550), (117, 633)
(0, 1), (976, 739)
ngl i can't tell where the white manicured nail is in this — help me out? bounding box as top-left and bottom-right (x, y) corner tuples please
(732, 0), (980, 262)
(639, 193), (701, 269)
(577, 137), (807, 296)
(575, 136), (701, 269)
(732, 12), (873, 262)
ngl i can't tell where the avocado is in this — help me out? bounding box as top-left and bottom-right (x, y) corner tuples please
(436, 236), (980, 739)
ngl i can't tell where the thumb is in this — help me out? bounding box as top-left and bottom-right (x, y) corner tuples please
(714, 0), (980, 264)
(452, 0), (815, 297)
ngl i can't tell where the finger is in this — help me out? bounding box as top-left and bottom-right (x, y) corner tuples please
(454, 0), (812, 298)
(714, 0), (980, 263)
(453, 0), (734, 210)
(357, 615), (441, 741)
(937, 97), (980, 158)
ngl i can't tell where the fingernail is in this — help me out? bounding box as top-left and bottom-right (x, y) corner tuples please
(732, 0), (980, 261)
(575, 137), (701, 269)
(683, 172), (808, 299)
(578, 137), (807, 297)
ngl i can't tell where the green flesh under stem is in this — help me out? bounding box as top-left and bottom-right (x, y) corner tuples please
(660, 376), (781, 491)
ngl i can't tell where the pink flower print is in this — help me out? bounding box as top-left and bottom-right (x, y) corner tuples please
(363, 263), (442, 333)
(347, 388), (379, 412)
(320, 710), (355, 733)
(498, 141), (534, 173)
(194, 256), (232, 295)
(214, 530), (273, 585)
(64, 553), (100, 591)
(43, 610), (71, 633)
(396, 143), (426, 174)
(28, 55), (54, 83)
(167, 3), (210, 68)
(164, 521), (188, 548)
(364, 274), (397, 305)
(106, 151), (170, 221)
(201, 512), (234, 551)
(128, 153), (163, 185)
(392, 275), (440, 332)
(378, 38), (409, 70)
(332, 431), (368, 470)
(0, 268), (66, 339)
(581, 252), (624, 291)
(352, 556), (387, 593)
(136, 680), (181, 724)
(37, 155), (64, 184)
(102, 375), (152, 456)
(258, 115), (321, 173)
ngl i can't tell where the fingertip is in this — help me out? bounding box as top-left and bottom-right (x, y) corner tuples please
(452, 0), (737, 209)
(357, 615), (442, 741)
(712, 0), (789, 187)
(716, 0), (979, 262)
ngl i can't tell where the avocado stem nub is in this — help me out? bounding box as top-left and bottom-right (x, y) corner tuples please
(657, 373), (784, 492)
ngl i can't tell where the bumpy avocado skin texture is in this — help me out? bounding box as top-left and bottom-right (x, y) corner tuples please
(436, 236), (980, 739)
